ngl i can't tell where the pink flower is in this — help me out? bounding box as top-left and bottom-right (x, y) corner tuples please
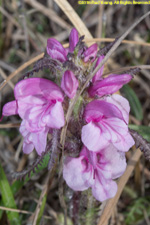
(88, 54), (132, 97)
(69, 28), (79, 52)
(2, 78), (65, 155)
(63, 145), (126, 202)
(81, 94), (135, 152)
(83, 43), (98, 63)
(47, 38), (67, 62)
(89, 74), (133, 97)
(61, 70), (79, 99)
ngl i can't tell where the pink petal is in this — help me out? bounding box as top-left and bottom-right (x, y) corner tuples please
(89, 74), (132, 97)
(83, 100), (123, 123)
(63, 155), (92, 191)
(47, 38), (67, 62)
(14, 78), (64, 102)
(61, 70), (79, 98)
(17, 96), (46, 119)
(42, 101), (65, 129)
(103, 118), (134, 152)
(102, 118), (128, 143)
(32, 129), (48, 155)
(23, 141), (34, 154)
(113, 131), (135, 152)
(92, 177), (118, 202)
(2, 101), (18, 116)
(81, 122), (109, 152)
(69, 28), (79, 52)
(100, 144), (127, 179)
(92, 55), (105, 83)
(106, 94), (130, 124)
(84, 43), (98, 62)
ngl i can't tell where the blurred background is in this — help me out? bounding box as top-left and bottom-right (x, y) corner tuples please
(0, 1), (150, 225)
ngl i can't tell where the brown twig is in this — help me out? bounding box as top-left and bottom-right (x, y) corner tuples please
(0, 123), (20, 128)
(0, 205), (51, 220)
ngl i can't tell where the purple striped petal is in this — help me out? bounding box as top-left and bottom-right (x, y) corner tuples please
(92, 178), (117, 202)
(61, 70), (79, 99)
(89, 74), (132, 97)
(105, 94), (130, 124)
(47, 38), (67, 62)
(83, 100), (124, 123)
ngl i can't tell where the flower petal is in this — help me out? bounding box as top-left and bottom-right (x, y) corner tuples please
(89, 74), (132, 97)
(100, 144), (127, 179)
(92, 177), (117, 202)
(23, 141), (34, 154)
(92, 55), (105, 83)
(61, 70), (79, 98)
(82, 122), (109, 152)
(83, 100), (124, 123)
(31, 129), (48, 155)
(69, 28), (79, 52)
(2, 101), (18, 116)
(103, 118), (134, 152)
(113, 131), (135, 152)
(14, 78), (64, 102)
(106, 94), (130, 124)
(42, 101), (65, 129)
(63, 155), (92, 191)
(84, 43), (98, 62)
(47, 38), (67, 62)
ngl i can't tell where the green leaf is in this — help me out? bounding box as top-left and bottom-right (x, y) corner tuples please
(129, 124), (150, 142)
(0, 163), (21, 225)
(121, 84), (143, 120)
(36, 194), (47, 225)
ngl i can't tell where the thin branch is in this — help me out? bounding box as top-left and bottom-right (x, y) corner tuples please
(0, 123), (20, 128)
(0, 53), (44, 91)
(84, 37), (150, 47)
(103, 65), (150, 77)
(0, 205), (51, 220)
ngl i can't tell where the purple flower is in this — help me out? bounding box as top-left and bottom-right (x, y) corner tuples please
(61, 70), (79, 99)
(69, 28), (79, 52)
(83, 43), (98, 63)
(89, 55), (133, 97)
(81, 94), (135, 152)
(2, 78), (65, 155)
(89, 74), (133, 97)
(47, 38), (67, 62)
(63, 145), (126, 202)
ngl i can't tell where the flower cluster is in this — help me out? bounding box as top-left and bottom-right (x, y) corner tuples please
(2, 28), (135, 202)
